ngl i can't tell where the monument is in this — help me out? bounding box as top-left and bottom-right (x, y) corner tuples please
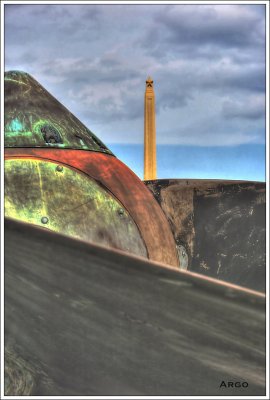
(144, 76), (157, 180)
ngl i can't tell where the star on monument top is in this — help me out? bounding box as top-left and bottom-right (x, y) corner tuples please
(146, 76), (154, 87)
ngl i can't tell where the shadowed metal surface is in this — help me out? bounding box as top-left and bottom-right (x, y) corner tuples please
(146, 179), (266, 291)
(5, 218), (265, 396)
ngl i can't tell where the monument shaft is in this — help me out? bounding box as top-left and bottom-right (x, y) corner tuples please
(144, 77), (157, 180)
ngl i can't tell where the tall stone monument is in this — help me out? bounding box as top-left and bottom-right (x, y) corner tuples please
(144, 76), (157, 180)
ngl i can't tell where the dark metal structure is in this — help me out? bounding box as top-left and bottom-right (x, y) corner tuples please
(146, 179), (266, 291)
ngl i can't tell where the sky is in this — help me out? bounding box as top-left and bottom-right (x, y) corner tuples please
(4, 2), (267, 181)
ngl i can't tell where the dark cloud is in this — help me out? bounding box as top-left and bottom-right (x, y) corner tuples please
(4, 3), (266, 146)
(222, 96), (265, 120)
(142, 5), (265, 55)
(4, 4), (101, 48)
(195, 62), (265, 93)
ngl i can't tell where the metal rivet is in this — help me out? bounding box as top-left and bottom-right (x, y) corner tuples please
(118, 208), (124, 216)
(56, 165), (63, 172)
(41, 216), (49, 224)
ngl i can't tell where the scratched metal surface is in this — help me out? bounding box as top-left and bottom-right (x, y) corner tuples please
(145, 179), (266, 291)
(5, 218), (265, 396)
(5, 158), (147, 257)
(4, 70), (112, 154)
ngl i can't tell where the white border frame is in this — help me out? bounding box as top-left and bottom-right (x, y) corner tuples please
(1, 1), (269, 399)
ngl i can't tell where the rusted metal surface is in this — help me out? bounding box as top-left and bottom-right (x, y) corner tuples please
(5, 158), (147, 257)
(4, 70), (179, 267)
(5, 149), (179, 266)
(145, 179), (266, 291)
(5, 218), (265, 396)
(4, 71), (112, 154)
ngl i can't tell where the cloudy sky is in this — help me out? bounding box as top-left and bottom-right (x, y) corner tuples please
(4, 2), (266, 180)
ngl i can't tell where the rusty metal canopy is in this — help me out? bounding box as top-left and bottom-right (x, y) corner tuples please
(4, 71), (113, 154)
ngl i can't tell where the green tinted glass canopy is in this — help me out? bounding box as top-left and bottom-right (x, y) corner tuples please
(4, 70), (113, 154)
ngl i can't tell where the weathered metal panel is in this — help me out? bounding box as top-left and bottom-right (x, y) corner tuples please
(5, 219), (266, 396)
(5, 158), (147, 257)
(145, 179), (266, 291)
(5, 149), (179, 267)
(4, 71), (112, 154)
